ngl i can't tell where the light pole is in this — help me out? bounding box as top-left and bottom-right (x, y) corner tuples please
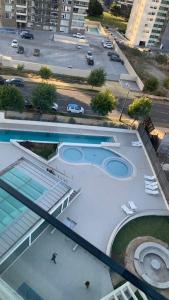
(119, 83), (130, 122)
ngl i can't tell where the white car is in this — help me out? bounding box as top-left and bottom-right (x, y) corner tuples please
(52, 103), (58, 111)
(11, 39), (18, 48)
(67, 103), (84, 114)
(86, 51), (93, 60)
(73, 33), (85, 39)
(103, 43), (113, 49)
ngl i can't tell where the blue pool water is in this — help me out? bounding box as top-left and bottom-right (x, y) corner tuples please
(0, 166), (47, 232)
(88, 27), (100, 34)
(0, 130), (113, 144)
(60, 146), (133, 178)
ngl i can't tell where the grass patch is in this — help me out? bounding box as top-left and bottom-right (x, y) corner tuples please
(87, 12), (127, 32)
(111, 216), (169, 263)
(20, 141), (58, 160)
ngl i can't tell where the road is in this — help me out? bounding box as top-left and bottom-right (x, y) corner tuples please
(15, 81), (169, 126)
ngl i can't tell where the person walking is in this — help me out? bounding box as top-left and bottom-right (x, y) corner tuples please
(51, 252), (57, 264)
(84, 281), (90, 288)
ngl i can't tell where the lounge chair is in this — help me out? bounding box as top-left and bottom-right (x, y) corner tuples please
(145, 184), (158, 190)
(128, 201), (137, 211)
(144, 175), (155, 181)
(121, 204), (134, 215)
(131, 141), (142, 147)
(145, 189), (159, 195)
(144, 180), (158, 186)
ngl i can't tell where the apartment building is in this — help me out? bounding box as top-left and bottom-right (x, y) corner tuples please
(0, 0), (89, 33)
(125, 0), (169, 47)
(116, 0), (133, 6)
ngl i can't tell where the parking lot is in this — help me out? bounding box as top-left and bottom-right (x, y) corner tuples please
(0, 29), (128, 81)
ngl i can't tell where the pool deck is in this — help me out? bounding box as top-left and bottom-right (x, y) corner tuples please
(0, 124), (168, 299)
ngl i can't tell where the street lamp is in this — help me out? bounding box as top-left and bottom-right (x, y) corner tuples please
(119, 83), (130, 122)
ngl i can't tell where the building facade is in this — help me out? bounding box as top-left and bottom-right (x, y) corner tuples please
(0, 0), (89, 33)
(125, 0), (169, 47)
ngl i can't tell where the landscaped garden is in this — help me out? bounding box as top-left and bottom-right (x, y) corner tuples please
(87, 12), (127, 32)
(111, 216), (169, 263)
(20, 141), (58, 160)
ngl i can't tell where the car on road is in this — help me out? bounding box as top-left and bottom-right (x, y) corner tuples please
(103, 43), (113, 49)
(24, 98), (33, 109)
(67, 103), (84, 114)
(73, 33), (85, 39)
(11, 39), (18, 48)
(107, 51), (118, 57)
(17, 46), (24, 54)
(110, 54), (124, 64)
(33, 48), (40, 56)
(101, 39), (110, 45)
(86, 51), (93, 59)
(6, 78), (25, 86)
(0, 76), (5, 85)
(51, 103), (58, 111)
(87, 57), (94, 65)
(21, 32), (34, 39)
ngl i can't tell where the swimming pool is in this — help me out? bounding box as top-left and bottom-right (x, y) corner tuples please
(0, 130), (113, 144)
(87, 27), (100, 34)
(59, 145), (133, 178)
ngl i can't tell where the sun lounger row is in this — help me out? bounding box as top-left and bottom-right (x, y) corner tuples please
(131, 141), (142, 147)
(144, 175), (159, 195)
(121, 201), (137, 215)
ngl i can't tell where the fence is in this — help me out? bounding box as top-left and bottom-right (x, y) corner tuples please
(138, 123), (169, 204)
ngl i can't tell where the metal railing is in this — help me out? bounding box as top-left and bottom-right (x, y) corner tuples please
(138, 123), (169, 204)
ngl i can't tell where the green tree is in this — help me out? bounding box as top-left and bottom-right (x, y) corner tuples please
(87, 68), (106, 87)
(39, 66), (53, 80)
(128, 96), (152, 121)
(91, 89), (117, 116)
(144, 77), (159, 92)
(163, 77), (169, 90)
(155, 54), (168, 65)
(0, 85), (24, 112)
(17, 64), (24, 74)
(32, 83), (56, 112)
(88, 0), (103, 16)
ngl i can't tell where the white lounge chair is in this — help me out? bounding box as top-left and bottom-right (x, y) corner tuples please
(145, 184), (158, 191)
(145, 189), (159, 195)
(121, 204), (134, 215)
(144, 175), (155, 181)
(128, 201), (137, 211)
(144, 180), (158, 186)
(131, 141), (142, 147)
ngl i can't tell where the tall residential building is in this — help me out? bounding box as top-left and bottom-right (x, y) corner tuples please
(125, 0), (169, 47)
(0, 0), (89, 33)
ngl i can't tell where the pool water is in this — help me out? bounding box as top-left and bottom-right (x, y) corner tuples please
(0, 166), (47, 232)
(88, 27), (99, 34)
(60, 145), (133, 178)
(0, 130), (113, 144)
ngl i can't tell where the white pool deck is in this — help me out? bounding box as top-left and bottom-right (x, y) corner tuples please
(0, 122), (168, 300)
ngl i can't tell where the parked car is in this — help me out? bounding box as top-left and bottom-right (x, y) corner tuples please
(17, 46), (24, 54)
(51, 102), (58, 111)
(24, 98), (33, 109)
(107, 51), (118, 57)
(33, 48), (40, 56)
(0, 76), (5, 85)
(87, 57), (94, 65)
(6, 78), (25, 86)
(86, 51), (93, 59)
(103, 43), (113, 49)
(110, 55), (124, 64)
(73, 33), (85, 39)
(101, 39), (110, 45)
(21, 32), (34, 39)
(20, 30), (30, 36)
(67, 103), (84, 114)
(11, 39), (18, 48)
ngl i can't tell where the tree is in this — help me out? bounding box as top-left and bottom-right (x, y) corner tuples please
(155, 54), (168, 65)
(17, 64), (24, 74)
(0, 85), (24, 112)
(87, 68), (106, 87)
(39, 66), (53, 80)
(91, 89), (117, 115)
(32, 83), (56, 112)
(144, 77), (159, 92)
(88, 0), (103, 16)
(128, 97), (152, 121)
(163, 77), (169, 89)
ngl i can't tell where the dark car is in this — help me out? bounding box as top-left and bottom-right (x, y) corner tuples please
(33, 48), (40, 56)
(110, 55), (124, 64)
(0, 76), (5, 85)
(24, 98), (33, 109)
(21, 32), (34, 39)
(107, 51), (119, 57)
(6, 78), (25, 86)
(17, 46), (24, 54)
(87, 57), (94, 66)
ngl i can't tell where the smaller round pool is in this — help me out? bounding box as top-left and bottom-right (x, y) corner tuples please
(105, 158), (131, 177)
(63, 147), (83, 162)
